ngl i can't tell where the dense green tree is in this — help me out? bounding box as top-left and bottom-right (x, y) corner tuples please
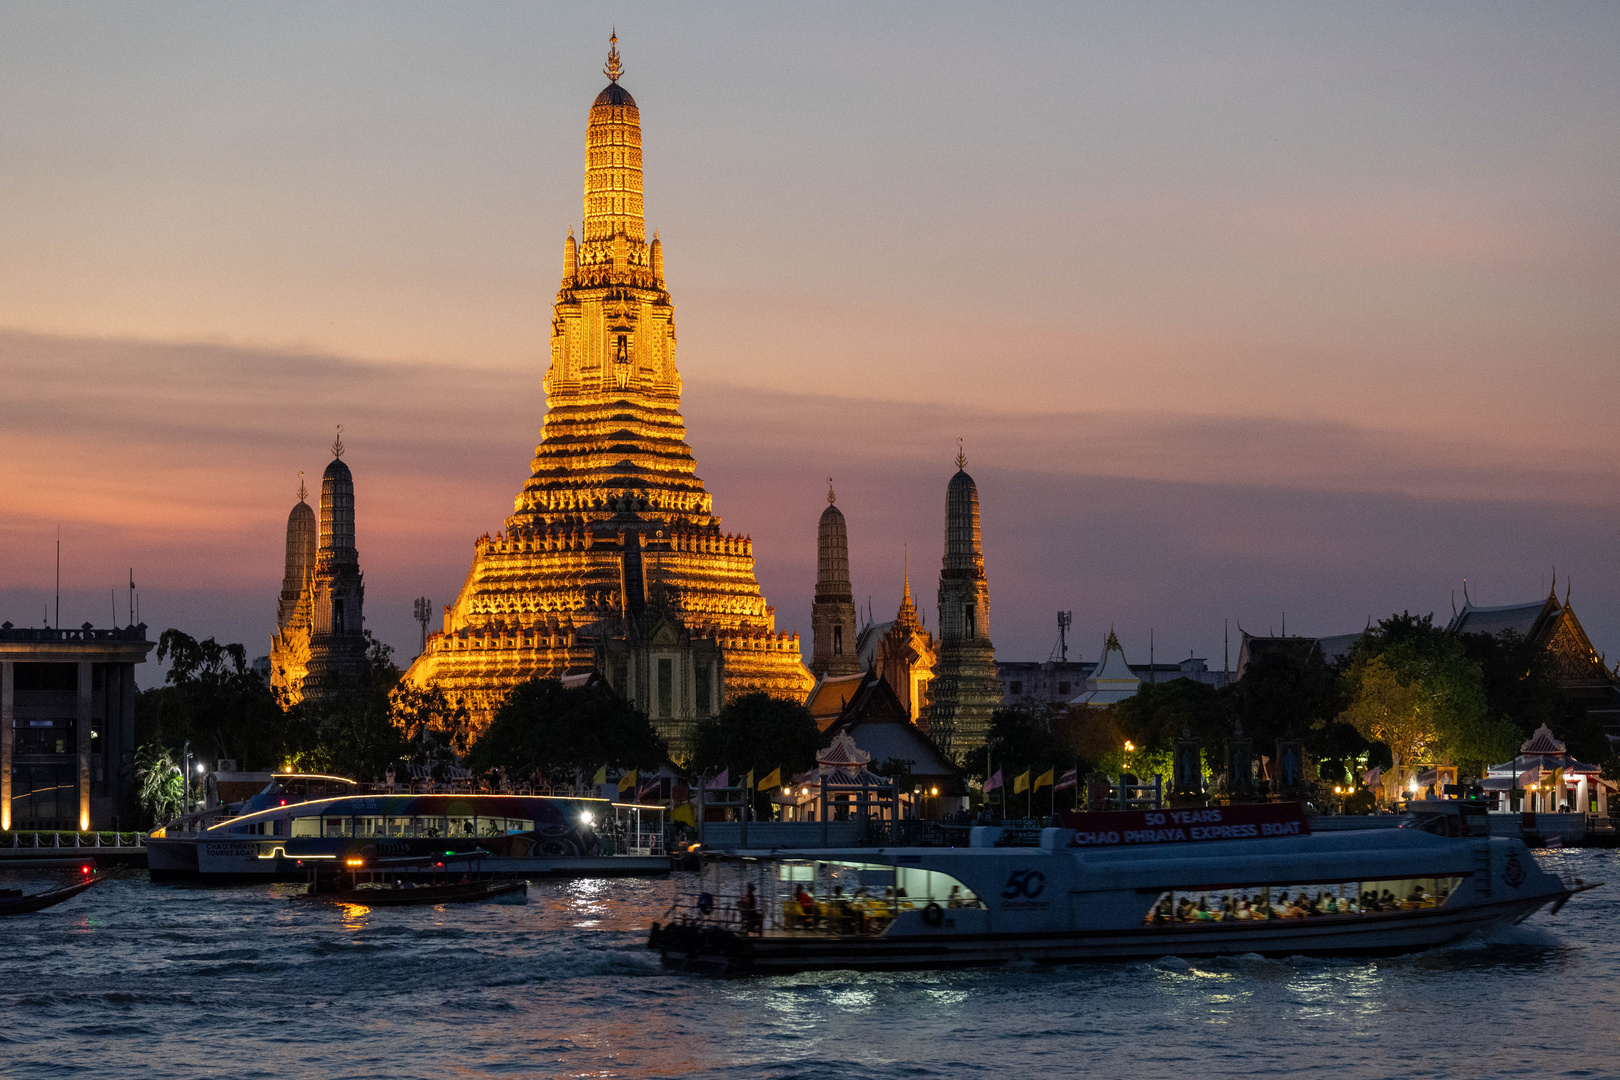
(1222, 640), (1370, 785)
(1460, 628), (1609, 765)
(1226, 641), (1345, 750)
(135, 629), (291, 770)
(1115, 678), (1228, 757)
(1339, 613), (1517, 779)
(689, 692), (820, 816)
(132, 743), (185, 827)
(390, 682), (472, 778)
(689, 692), (819, 778)
(468, 678), (667, 788)
(984, 703), (1075, 778)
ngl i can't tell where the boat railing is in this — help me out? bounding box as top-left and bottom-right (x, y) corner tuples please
(1, 830), (147, 850)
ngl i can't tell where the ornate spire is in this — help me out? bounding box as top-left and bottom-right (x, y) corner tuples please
(331, 425), (345, 459)
(955, 438), (966, 471)
(297, 472), (308, 503)
(1104, 626), (1122, 652)
(903, 543), (910, 600)
(604, 29), (622, 83)
(827, 477), (836, 505)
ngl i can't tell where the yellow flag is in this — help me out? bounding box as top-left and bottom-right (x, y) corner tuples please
(617, 768), (637, 793)
(671, 803), (696, 826)
(592, 765), (607, 785)
(1034, 768), (1054, 791)
(1013, 770), (1030, 794)
(758, 767), (781, 791)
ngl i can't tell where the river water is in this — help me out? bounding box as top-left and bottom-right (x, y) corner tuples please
(2, 848), (1617, 1079)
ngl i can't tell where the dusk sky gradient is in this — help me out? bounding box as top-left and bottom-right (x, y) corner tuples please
(3, 3), (1618, 676)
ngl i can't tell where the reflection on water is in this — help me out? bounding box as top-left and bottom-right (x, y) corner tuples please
(0, 850), (1615, 1079)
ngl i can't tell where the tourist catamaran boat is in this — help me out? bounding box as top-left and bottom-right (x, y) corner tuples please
(648, 801), (1596, 975)
(149, 775), (669, 881)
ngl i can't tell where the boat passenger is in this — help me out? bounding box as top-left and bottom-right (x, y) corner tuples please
(792, 884), (815, 928)
(739, 883), (763, 935)
(1151, 895), (1173, 924)
(947, 885), (965, 909)
(1195, 896), (1214, 921)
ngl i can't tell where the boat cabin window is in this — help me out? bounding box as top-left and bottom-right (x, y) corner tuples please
(677, 858), (989, 939)
(1143, 876), (1465, 926)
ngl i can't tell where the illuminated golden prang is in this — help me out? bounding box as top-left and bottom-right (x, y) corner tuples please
(407, 36), (812, 729)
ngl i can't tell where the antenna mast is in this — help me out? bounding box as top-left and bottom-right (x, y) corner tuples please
(1049, 611), (1072, 663)
(413, 597), (432, 656)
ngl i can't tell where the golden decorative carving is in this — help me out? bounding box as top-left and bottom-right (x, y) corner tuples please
(406, 53), (811, 729)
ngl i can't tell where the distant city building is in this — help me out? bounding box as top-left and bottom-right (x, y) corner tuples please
(0, 622), (153, 831)
(405, 36), (811, 727)
(928, 452), (1000, 759)
(810, 484), (860, 678)
(997, 646), (1230, 708)
(270, 433), (368, 706)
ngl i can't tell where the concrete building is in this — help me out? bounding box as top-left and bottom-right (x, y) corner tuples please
(1, 622), (153, 831)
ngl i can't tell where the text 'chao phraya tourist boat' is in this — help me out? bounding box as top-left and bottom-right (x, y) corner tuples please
(148, 773), (668, 882)
(648, 801), (1597, 975)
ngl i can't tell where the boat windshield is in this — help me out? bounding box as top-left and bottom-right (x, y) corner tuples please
(672, 858), (983, 939)
(1142, 876), (1464, 926)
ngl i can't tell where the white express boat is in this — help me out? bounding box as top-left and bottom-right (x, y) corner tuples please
(648, 802), (1596, 975)
(149, 785), (669, 882)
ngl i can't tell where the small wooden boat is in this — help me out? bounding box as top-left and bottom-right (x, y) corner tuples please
(0, 869), (106, 915)
(291, 849), (527, 906)
(297, 878), (528, 906)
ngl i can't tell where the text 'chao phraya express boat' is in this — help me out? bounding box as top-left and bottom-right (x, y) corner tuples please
(649, 801), (1597, 975)
(148, 773), (669, 882)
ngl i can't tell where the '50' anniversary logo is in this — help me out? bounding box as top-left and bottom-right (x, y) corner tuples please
(1002, 869), (1047, 900)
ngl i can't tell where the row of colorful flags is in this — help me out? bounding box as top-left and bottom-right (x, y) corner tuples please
(592, 766), (789, 801)
(983, 767), (1079, 794)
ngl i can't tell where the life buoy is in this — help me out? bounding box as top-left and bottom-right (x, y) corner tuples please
(697, 891), (715, 915)
(921, 902), (945, 927)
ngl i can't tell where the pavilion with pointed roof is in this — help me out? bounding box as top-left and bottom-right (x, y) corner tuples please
(1482, 723), (1614, 815)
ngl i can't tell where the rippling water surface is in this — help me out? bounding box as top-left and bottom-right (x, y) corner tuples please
(3, 849), (1618, 1079)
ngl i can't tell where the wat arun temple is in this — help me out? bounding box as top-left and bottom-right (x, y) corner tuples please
(404, 37), (814, 725)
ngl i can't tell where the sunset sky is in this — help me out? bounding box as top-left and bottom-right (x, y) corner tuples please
(3, 3), (1618, 673)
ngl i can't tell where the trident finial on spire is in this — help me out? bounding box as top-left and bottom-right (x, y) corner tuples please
(827, 477), (836, 505)
(332, 424), (345, 459)
(604, 29), (623, 82)
(297, 472), (308, 503)
(955, 437), (966, 471)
